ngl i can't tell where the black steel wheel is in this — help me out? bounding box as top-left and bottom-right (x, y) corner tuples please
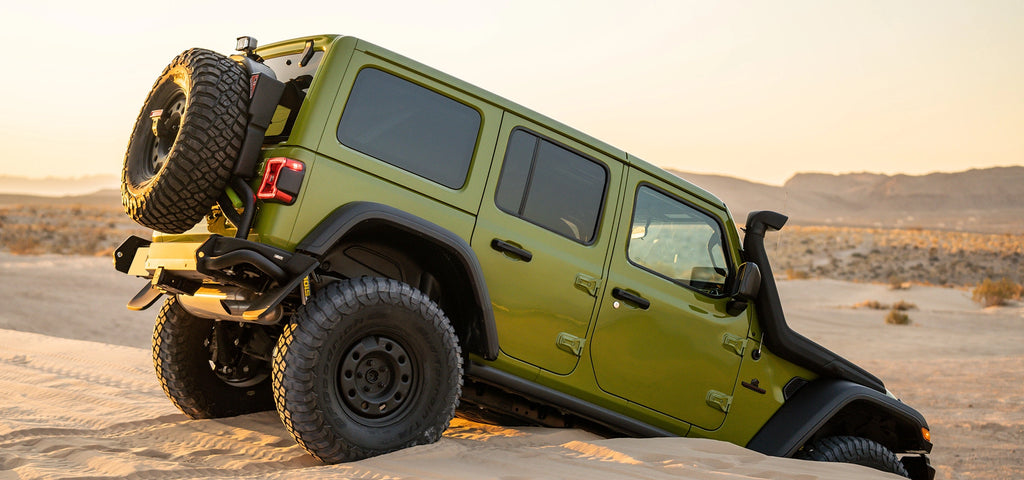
(152, 297), (275, 418)
(122, 48), (248, 233)
(338, 333), (417, 423)
(144, 92), (186, 179)
(798, 436), (909, 477)
(272, 277), (463, 463)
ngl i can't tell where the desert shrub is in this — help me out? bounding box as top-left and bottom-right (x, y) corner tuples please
(972, 278), (1023, 307)
(0, 204), (149, 256)
(5, 236), (43, 255)
(891, 300), (917, 311)
(786, 269), (810, 280)
(761, 225), (1024, 286)
(853, 300), (888, 310)
(885, 309), (911, 325)
(888, 275), (909, 290)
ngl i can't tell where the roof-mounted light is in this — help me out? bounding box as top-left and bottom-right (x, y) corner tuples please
(236, 36), (258, 53)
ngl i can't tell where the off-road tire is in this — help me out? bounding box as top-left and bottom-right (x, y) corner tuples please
(153, 297), (275, 418)
(122, 48), (248, 233)
(799, 436), (909, 477)
(272, 277), (463, 463)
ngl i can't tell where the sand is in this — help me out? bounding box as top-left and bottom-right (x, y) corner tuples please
(1, 253), (1021, 479)
(0, 253), (153, 347)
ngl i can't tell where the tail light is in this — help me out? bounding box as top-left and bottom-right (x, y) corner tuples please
(256, 157), (304, 205)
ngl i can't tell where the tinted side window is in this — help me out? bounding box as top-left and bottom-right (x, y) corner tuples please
(337, 68), (481, 189)
(627, 186), (730, 296)
(495, 129), (607, 244)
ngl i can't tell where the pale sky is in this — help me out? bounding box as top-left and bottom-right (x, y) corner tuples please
(1, 0), (1021, 185)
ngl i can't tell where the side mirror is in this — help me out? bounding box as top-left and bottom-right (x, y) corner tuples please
(735, 262), (761, 300)
(726, 262), (761, 316)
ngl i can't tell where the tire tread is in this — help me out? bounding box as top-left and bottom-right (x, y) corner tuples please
(272, 277), (463, 463)
(122, 48), (248, 233)
(153, 297), (274, 418)
(800, 435), (910, 477)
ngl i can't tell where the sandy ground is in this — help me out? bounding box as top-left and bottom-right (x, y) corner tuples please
(781, 279), (1023, 480)
(0, 253), (153, 348)
(0, 253), (1021, 479)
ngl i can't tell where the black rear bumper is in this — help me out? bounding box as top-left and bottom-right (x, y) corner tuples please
(113, 234), (318, 323)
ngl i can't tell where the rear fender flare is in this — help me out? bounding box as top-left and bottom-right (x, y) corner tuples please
(296, 202), (498, 360)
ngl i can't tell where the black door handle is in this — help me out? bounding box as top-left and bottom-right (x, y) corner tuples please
(612, 287), (650, 310)
(491, 239), (533, 262)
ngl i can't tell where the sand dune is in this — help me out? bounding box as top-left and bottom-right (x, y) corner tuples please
(1, 254), (1022, 478)
(0, 328), (901, 479)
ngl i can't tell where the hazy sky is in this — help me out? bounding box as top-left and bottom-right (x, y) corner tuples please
(1, 0), (1021, 185)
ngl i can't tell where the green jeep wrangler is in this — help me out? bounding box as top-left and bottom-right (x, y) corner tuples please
(114, 35), (934, 479)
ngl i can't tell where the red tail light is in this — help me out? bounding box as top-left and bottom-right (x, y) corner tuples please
(257, 157), (304, 205)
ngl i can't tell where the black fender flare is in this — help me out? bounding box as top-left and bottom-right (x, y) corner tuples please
(296, 201), (499, 360)
(746, 378), (932, 457)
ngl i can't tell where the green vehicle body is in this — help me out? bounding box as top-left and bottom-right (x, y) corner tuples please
(117, 34), (933, 477)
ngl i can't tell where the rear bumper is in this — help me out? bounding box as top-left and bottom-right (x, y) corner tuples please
(113, 234), (318, 324)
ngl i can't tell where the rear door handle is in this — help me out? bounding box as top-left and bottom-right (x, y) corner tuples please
(612, 287), (651, 310)
(491, 239), (533, 262)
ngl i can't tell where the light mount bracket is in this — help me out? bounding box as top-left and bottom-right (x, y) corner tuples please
(235, 36), (260, 60)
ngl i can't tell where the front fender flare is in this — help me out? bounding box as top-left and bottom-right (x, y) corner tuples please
(746, 378), (932, 457)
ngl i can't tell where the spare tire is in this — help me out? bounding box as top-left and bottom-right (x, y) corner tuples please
(122, 48), (248, 233)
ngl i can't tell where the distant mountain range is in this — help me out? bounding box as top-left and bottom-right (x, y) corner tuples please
(0, 174), (118, 197)
(1, 168), (1021, 233)
(671, 166), (1024, 234)
(0, 188), (120, 207)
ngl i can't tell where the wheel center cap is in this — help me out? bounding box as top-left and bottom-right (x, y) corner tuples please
(338, 335), (415, 420)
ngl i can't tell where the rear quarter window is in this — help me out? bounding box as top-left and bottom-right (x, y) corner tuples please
(336, 68), (482, 189)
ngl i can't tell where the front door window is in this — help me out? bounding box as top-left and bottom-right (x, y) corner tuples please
(626, 186), (730, 297)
